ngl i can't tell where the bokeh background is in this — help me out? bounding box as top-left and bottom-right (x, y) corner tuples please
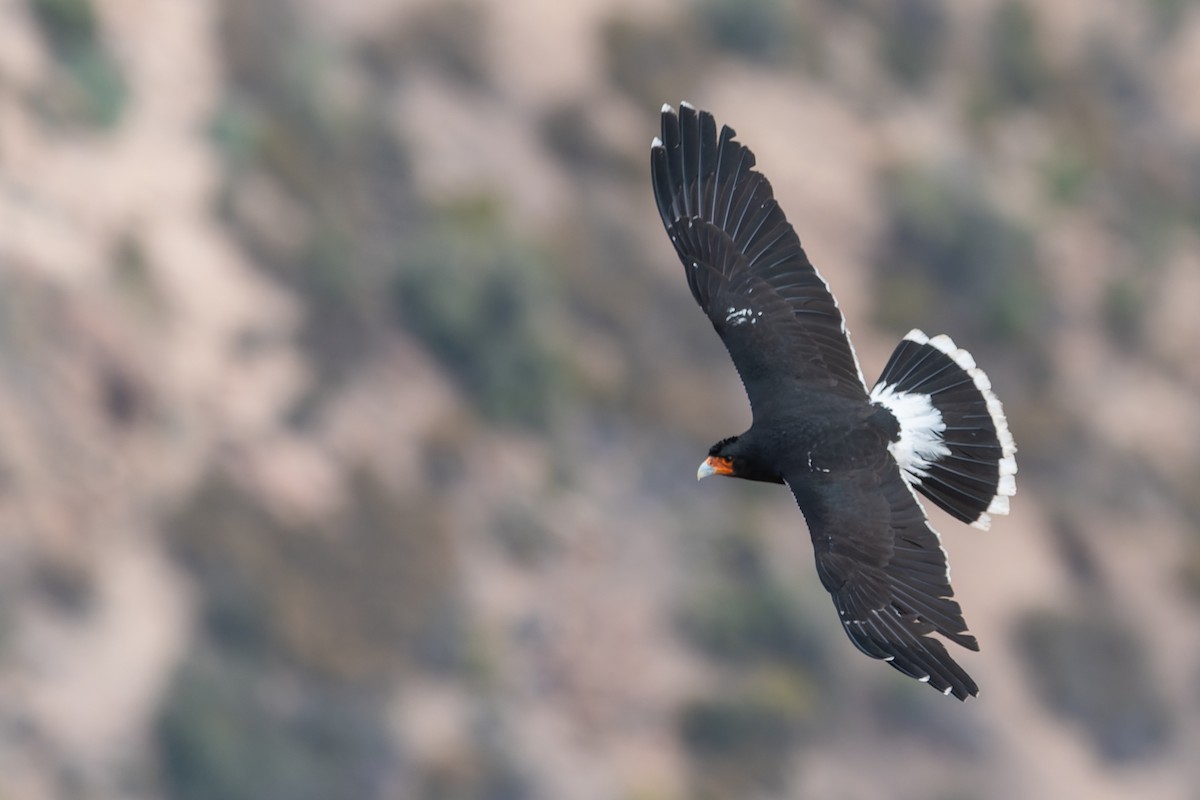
(3, 0), (1200, 798)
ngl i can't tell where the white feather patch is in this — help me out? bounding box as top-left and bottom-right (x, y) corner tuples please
(902, 328), (1017, 527)
(869, 382), (952, 483)
(903, 329), (1018, 530)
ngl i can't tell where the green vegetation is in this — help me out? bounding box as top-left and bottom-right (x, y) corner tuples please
(167, 468), (463, 682)
(157, 652), (392, 800)
(679, 577), (828, 672)
(363, 0), (491, 87)
(678, 526), (829, 673)
(877, 0), (949, 91)
(491, 500), (557, 567)
(393, 202), (566, 429)
(539, 101), (635, 177)
(1015, 608), (1171, 762)
(213, 0), (568, 428)
(601, 14), (701, 107)
(680, 668), (817, 797)
(28, 0), (127, 128)
(32, 554), (94, 614)
(872, 165), (1049, 345)
(29, 0), (97, 48)
(1039, 143), (1094, 207)
(680, 669), (816, 755)
(691, 0), (796, 65)
(1100, 274), (1147, 349)
(675, 525), (830, 796)
(972, 0), (1052, 117)
(414, 719), (531, 800)
(213, 0), (421, 392)
(159, 465), (478, 798)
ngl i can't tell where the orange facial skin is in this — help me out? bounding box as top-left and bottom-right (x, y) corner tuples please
(697, 455), (735, 480)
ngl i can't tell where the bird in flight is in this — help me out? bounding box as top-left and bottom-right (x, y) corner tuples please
(650, 103), (1016, 699)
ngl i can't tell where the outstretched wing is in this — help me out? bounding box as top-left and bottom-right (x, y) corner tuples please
(785, 456), (980, 699)
(651, 103), (867, 417)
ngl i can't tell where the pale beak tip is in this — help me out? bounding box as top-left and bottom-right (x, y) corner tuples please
(697, 460), (716, 481)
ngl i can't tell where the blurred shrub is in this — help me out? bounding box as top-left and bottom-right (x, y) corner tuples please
(678, 579), (828, 674)
(967, 0), (1053, 122)
(1070, 40), (1188, 266)
(1178, 467), (1200, 601)
(491, 500), (557, 568)
(416, 714), (532, 800)
(28, 0), (127, 128)
(869, 677), (988, 756)
(419, 752), (530, 800)
(1100, 273), (1147, 349)
(157, 652), (392, 800)
(539, 101), (636, 179)
(1183, 545), (1200, 603)
(986, 1), (1047, 106)
(1039, 143), (1094, 207)
(675, 526), (831, 795)
(392, 201), (565, 429)
(1148, 0), (1194, 41)
(214, 0), (418, 389)
(29, 0), (95, 46)
(875, 0), (948, 91)
(167, 467), (464, 682)
(677, 527), (829, 674)
(679, 668), (817, 798)
(361, 0), (491, 87)
(872, 164), (1051, 346)
(32, 553), (94, 615)
(691, 0), (797, 65)
(680, 670), (815, 755)
(601, 14), (702, 107)
(111, 232), (168, 324)
(1014, 608), (1171, 762)
(1078, 37), (1152, 125)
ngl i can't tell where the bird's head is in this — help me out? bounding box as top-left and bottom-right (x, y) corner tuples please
(697, 436), (740, 480)
(697, 436), (783, 484)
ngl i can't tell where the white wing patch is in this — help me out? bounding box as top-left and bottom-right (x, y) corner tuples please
(724, 307), (764, 326)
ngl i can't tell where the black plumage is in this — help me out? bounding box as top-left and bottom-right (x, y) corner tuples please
(651, 103), (1016, 699)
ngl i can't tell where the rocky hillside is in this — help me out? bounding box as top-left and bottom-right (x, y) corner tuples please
(2, 0), (1200, 798)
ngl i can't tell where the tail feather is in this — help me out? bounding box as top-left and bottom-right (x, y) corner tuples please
(871, 330), (1016, 529)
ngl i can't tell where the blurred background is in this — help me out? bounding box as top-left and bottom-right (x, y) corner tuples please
(2, 0), (1200, 798)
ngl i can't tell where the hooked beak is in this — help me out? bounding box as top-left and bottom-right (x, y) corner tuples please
(697, 456), (734, 481)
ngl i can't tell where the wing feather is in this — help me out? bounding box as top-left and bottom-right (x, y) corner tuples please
(651, 104), (868, 414)
(785, 458), (979, 700)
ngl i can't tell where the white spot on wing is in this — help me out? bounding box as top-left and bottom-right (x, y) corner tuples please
(724, 307), (755, 325)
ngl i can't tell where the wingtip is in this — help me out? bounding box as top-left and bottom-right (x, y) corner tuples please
(680, 100), (695, 111)
(661, 102), (674, 114)
(651, 135), (663, 149)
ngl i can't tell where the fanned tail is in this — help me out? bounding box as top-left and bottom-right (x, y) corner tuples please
(870, 330), (1016, 530)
